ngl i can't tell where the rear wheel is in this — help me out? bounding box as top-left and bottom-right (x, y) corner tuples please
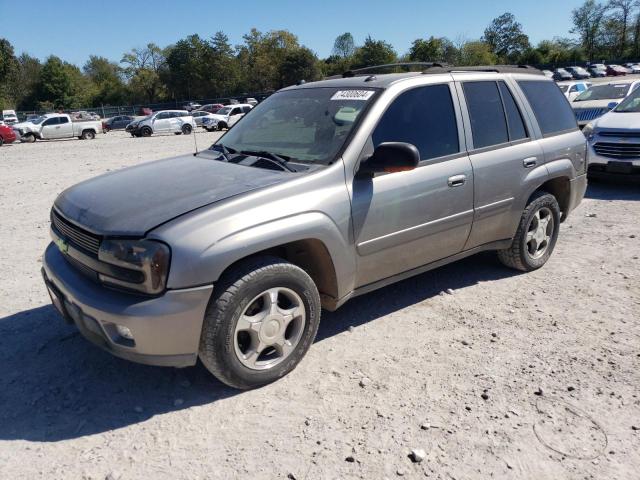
(199, 256), (321, 390)
(81, 130), (95, 140)
(497, 191), (560, 272)
(182, 124), (192, 135)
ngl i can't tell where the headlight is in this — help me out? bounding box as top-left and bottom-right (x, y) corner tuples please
(582, 122), (596, 140)
(98, 239), (170, 295)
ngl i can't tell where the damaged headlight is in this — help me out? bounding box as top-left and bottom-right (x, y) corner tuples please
(98, 239), (171, 295)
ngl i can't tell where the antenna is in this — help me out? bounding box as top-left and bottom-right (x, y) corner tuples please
(192, 118), (199, 154)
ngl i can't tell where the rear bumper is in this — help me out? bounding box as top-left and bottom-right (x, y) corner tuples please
(42, 243), (213, 367)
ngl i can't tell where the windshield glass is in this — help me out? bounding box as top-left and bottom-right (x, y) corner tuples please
(574, 83), (631, 101)
(213, 87), (377, 164)
(217, 107), (231, 115)
(613, 87), (640, 112)
(29, 116), (46, 124)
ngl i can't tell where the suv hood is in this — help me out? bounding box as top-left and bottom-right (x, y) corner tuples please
(594, 111), (640, 129)
(54, 154), (291, 237)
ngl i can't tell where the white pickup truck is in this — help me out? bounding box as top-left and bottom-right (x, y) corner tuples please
(13, 113), (102, 143)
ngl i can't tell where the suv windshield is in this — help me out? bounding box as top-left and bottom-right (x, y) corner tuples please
(575, 83), (631, 101)
(213, 87), (377, 164)
(29, 116), (46, 124)
(217, 107), (232, 115)
(613, 87), (640, 112)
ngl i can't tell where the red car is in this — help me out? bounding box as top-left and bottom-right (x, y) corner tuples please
(0, 124), (17, 146)
(197, 103), (224, 114)
(606, 65), (628, 76)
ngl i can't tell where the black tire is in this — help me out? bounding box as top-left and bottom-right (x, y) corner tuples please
(182, 124), (192, 135)
(141, 127), (152, 137)
(22, 133), (36, 143)
(81, 130), (95, 140)
(0, 137), (3, 147)
(217, 122), (227, 131)
(174, 132), (182, 135)
(199, 256), (321, 390)
(497, 191), (561, 272)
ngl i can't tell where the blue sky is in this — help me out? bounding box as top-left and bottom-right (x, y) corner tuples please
(1, 0), (584, 66)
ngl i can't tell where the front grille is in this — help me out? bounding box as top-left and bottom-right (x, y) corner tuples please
(51, 210), (101, 255)
(593, 141), (640, 159)
(599, 130), (640, 138)
(574, 108), (609, 122)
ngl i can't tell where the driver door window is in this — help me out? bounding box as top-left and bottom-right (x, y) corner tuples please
(41, 117), (60, 138)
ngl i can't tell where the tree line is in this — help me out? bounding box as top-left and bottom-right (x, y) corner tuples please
(0, 0), (639, 112)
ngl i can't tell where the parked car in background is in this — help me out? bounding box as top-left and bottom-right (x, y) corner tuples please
(628, 64), (640, 74)
(542, 69), (554, 78)
(2, 109), (18, 125)
(565, 66), (591, 79)
(553, 68), (573, 81)
(202, 104), (253, 131)
(41, 66), (587, 389)
(103, 115), (135, 132)
(191, 110), (215, 126)
(12, 113), (102, 142)
(245, 97), (258, 106)
(183, 102), (202, 112)
(583, 86), (640, 179)
(138, 107), (153, 116)
(126, 110), (194, 137)
(588, 65), (607, 77)
(197, 103), (224, 114)
(71, 111), (101, 121)
(571, 80), (640, 126)
(557, 81), (592, 102)
(0, 124), (17, 146)
(607, 65), (628, 76)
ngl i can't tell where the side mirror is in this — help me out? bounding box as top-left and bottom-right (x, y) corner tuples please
(358, 142), (420, 175)
(607, 101), (619, 109)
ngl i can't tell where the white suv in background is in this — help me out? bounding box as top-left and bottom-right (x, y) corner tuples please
(126, 110), (195, 137)
(557, 81), (592, 102)
(202, 104), (253, 131)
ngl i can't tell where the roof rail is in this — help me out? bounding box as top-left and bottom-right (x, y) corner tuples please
(342, 62), (449, 78)
(446, 65), (544, 75)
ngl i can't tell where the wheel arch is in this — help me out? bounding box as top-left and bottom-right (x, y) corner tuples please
(528, 175), (572, 221)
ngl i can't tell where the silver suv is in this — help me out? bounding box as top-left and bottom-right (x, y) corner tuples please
(42, 65), (587, 389)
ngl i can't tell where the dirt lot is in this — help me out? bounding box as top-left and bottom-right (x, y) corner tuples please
(0, 130), (639, 480)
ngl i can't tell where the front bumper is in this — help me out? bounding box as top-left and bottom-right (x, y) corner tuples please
(587, 145), (640, 180)
(42, 243), (213, 367)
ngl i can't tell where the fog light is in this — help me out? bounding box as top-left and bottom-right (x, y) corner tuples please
(115, 324), (134, 340)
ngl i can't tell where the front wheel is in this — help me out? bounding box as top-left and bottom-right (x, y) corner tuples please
(497, 191), (560, 272)
(199, 256), (321, 390)
(181, 124), (192, 135)
(141, 127), (152, 137)
(22, 133), (36, 143)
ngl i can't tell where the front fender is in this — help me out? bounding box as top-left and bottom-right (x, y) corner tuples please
(159, 211), (355, 298)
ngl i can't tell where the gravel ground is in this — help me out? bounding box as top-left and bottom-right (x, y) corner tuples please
(0, 130), (639, 480)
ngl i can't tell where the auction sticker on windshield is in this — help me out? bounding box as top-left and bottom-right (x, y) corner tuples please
(331, 90), (375, 101)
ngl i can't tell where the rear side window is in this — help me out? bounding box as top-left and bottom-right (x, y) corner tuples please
(59, 117), (69, 124)
(518, 80), (577, 136)
(498, 82), (528, 141)
(463, 81), (509, 149)
(372, 84), (459, 161)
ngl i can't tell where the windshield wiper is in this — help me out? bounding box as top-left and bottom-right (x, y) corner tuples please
(210, 143), (236, 161)
(239, 150), (296, 172)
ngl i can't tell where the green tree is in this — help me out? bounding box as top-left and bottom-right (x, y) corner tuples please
(121, 43), (166, 103)
(572, 0), (608, 61)
(351, 36), (397, 69)
(606, 0), (639, 57)
(0, 38), (18, 108)
(280, 47), (321, 86)
(457, 41), (497, 66)
(332, 32), (355, 58)
(409, 36), (457, 63)
(12, 53), (42, 110)
(84, 56), (127, 105)
(483, 13), (531, 61)
(37, 56), (74, 109)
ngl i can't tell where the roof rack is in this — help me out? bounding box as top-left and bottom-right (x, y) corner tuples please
(341, 62), (450, 78)
(332, 63), (543, 79)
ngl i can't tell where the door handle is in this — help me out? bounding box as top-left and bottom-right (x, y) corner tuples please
(447, 174), (467, 187)
(523, 157), (537, 168)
